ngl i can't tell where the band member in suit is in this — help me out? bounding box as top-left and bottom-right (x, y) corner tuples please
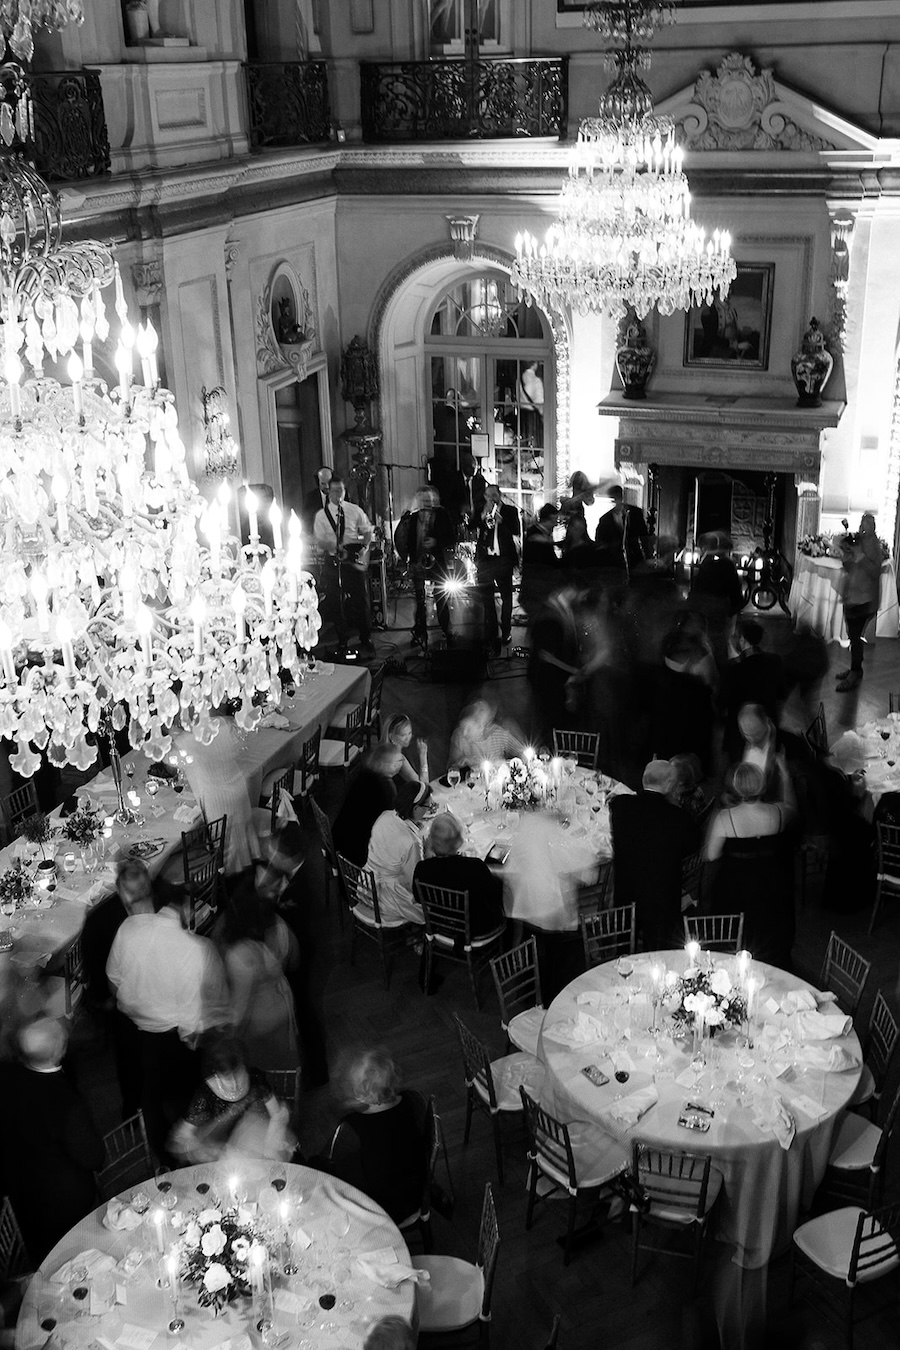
(475, 484), (520, 654)
(313, 477), (374, 653)
(595, 484), (649, 577)
(394, 486), (457, 648)
(302, 465), (333, 532)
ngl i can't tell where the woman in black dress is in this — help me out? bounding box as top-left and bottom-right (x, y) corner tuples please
(703, 759), (797, 969)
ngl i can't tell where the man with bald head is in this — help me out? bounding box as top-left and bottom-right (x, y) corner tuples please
(0, 1017), (104, 1262)
(413, 812), (504, 944)
(609, 759), (700, 952)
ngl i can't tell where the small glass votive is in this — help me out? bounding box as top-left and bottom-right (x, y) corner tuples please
(63, 853), (77, 875)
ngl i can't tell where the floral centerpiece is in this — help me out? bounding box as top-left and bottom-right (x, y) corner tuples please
(21, 813), (53, 858)
(0, 857), (34, 909)
(62, 805), (104, 847)
(798, 532), (833, 558)
(177, 1205), (267, 1313)
(498, 756), (547, 810)
(665, 965), (746, 1033)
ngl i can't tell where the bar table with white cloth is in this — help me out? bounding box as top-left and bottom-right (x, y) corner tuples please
(538, 951), (862, 1269)
(788, 554), (899, 640)
(15, 1163), (416, 1350)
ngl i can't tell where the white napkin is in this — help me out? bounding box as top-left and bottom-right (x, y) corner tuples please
(542, 1011), (604, 1047)
(599, 1084), (658, 1129)
(102, 1199), (143, 1232)
(780, 989), (817, 1014)
(793, 1009), (852, 1041)
(259, 712), (291, 730)
(172, 804), (195, 824)
(276, 788), (299, 825)
(52, 1249), (117, 1283)
(752, 1095), (795, 1150)
(575, 991), (603, 1008)
(357, 1257), (430, 1288)
(792, 1042), (861, 1072)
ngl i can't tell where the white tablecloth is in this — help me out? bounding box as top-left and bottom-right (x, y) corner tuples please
(15, 1163), (414, 1350)
(430, 768), (632, 931)
(538, 951), (862, 1269)
(788, 554), (898, 640)
(857, 717), (900, 805)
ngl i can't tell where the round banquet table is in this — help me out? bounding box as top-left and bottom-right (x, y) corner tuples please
(537, 952), (863, 1270)
(856, 715), (900, 806)
(788, 553), (899, 640)
(15, 1163), (415, 1350)
(430, 767), (632, 932)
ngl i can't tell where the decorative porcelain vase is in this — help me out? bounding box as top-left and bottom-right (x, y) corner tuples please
(790, 317), (834, 408)
(125, 3), (149, 43)
(615, 311), (656, 400)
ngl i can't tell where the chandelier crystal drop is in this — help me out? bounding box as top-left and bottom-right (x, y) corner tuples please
(0, 0), (82, 64)
(0, 64), (321, 778)
(512, 0), (735, 320)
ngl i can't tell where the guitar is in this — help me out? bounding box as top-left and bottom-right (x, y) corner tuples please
(335, 539), (372, 572)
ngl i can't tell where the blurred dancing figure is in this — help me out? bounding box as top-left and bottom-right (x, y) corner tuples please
(394, 486), (456, 647)
(595, 485), (649, 578)
(835, 512), (882, 691)
(475, 485), (519, 654)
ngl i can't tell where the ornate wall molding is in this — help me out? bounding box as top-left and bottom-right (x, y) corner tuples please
(446, 214), (480, 262)
(828, 210), (854, 353)
(255, 261), (317, 381)
(616, 438), (822, 475)
(674, 54), (835, 153)
(130, 260), (164, 307)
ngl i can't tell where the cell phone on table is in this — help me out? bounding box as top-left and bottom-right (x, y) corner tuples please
(582, 1065), (609, 1087)
(485, 842), (510, 867)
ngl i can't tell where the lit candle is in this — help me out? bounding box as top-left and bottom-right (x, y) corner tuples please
(685, 940), (700, 970)
(229, 1173), (240, 1207)
(269, 500), (283, 551)
(52, 473), (69, 539)
(136, 605), (153, 671)
(67, 351), (84, 418)
(650, 963), (662, 992)
(5, 349), (22, 419)
(127, 790), (140, 810)
(189, 594), (206, 661)
(144, 320), (159, 386)
(481, 760), (492, 787)
(0, 618), (16, 684)
(261, 559), (276, 618)
(80, 316), (94, 377)
(524, 746), (536, 762)
(166, 1250), (180, 1296)
(232, 586), (246, 647)
(737, 950), (751, 983)
(136, 322), (154, 388)
(249, 1245), (266, 1296)
(204, 503), (221, 574)
(119, 564), (137, 624)
(115, 341), (132, 402)
(245, 486), (259, 546)
(218, 480), (233, 537)
(746, 976), (759, 1024)
(152, 1208), (166, 1253)
(56, 616), (76, 677)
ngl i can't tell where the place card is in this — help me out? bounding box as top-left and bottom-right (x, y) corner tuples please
(273, 1290), (307, 1317)
(785, 1091), (828, 1121)
(214, 1336), (253, 1350)
(294, 1226), (312, 1250)
(115, 1324), (157, 1350)
(675, 1068), (701, 1089)
(146, 803), (166, 819)
(358, 1248), (398, 1266)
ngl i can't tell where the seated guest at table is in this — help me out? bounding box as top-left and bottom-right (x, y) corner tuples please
(333, 744), (400, 866)
(449, 696), (525, 771)
(323, 1048), (427, 1224)
(81, 859), (157, 1119)
(610, 759), (700, 951)
(381, 713), (429, 786)
(217, 884), (300, 1073)
(719, 619), (787, 763)
(703, 759), (797, 969)
(177, 711), (259, 875)
(0, 1017), (104, 1263)
(170, 1036), (293, 1164)
(364, 782), (431, 927)
(413, 812), (504, 943)
(106, 891), (231, 1160)
(364, 1318), (416, 1350)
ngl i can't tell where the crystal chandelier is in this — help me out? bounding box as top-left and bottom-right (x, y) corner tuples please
(0, 0), (82, 63)
(0, 65), (320, 779)
(512, 0), (736, 319)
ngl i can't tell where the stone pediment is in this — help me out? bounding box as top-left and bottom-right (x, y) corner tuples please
(656, 53), (883, 156)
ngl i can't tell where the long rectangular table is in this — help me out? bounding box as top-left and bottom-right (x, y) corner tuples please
(0, 661), (370, 1005)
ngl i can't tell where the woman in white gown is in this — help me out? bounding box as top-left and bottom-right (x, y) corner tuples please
(178, 715), (259, 874)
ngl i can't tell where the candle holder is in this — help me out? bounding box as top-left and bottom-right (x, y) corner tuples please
(690, 1018), (707, 1070)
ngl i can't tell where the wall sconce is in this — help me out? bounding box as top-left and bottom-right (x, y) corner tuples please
(340, 335), (379, 429)
(201, 385), (239, 479)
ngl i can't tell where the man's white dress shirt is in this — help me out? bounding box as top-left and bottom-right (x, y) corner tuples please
(313, 500), (373, 557)
(106, 908), (229, 1040)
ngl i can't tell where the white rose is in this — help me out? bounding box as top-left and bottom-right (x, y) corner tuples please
(705, 1008), (725, 1026)
(664, 970), (679, 989)
(231, 1238), (250, 1262)
(184, 1222), (201, 1248)
(201, 1225), (227, 1257)
(663, 992), (682, 1013)
(683, 991), (713, 1015)
(197, 1209), (221, 1227)
(709, 969), (732, 998)
(203, 1262), (231, 1294)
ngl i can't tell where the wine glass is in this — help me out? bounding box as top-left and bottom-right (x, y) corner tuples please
(145, 778), (159, 799)
(269, 1163), (287, 1193)
(155, 1167), (177, 1210)
(63, 853), (77, 875)
(124, 759), (136, 782)
(446, 767), (460, 790)
(69, 1266), (90, 1318)
(173, 773), (184, 796)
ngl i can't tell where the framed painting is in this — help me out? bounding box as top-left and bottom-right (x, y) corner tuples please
(683, 263), (775, 370)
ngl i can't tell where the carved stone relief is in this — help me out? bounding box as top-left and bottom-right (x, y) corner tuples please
(255, 261), (317, 381)
(675, 54), (835, 153)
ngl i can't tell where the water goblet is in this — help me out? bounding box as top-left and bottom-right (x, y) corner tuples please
(124, 760), (136, 782)
(446, 767), (460, 790)
(63, 852), (77, 875)
(270, 1162), (287, 1193)
(69, 1266), (90, 1319)
(155, 1167), (178, 1210)
(145, 778), (159, 799)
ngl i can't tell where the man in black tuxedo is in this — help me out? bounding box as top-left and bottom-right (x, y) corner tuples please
(609, 759), (700, 951)
(301, 465), (333, 532)
(394, 486), (457, 647)
(475, 484), (519, 654)
(0, 1018), (104, 1262)
(595, 485), (649, 577)
(720, 619), (787, 762)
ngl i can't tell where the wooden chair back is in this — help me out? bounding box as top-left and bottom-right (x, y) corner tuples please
(633, 1144), (713, 1222)
(268, 768), (295, 834)
(0, 1195), (28, 1281)
(520, 1087), (577, 1193)
(864, 990), (900, 1102)
(366, 664), (387, 744)
(416, 881), (470, 950)
(336, 853), (382, 924)
(683, 912), (745, 954)
(452, 1012), (497, 1112)
(63, 935), (86, 1017)
(581, 903), (636, 968)
(95, 1111), (154, 1200)
(551, 729), (600, 771)
(185, 852), (220, 934)
(821, 931), (871, 1017)
(299, 726), (321, 796)
(576, 859), (614, 918)
(490, 937), (542, 1027)
(847, 1199), (900, 1285)
(805, 701), (828, 756)
(869, 822), (900, 933)
(1, 781), (39, 840)
(476, 1182), (501, 1321)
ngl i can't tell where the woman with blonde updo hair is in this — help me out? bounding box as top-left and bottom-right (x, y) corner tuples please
(322, 1048), (427, 1223)
(703, 755), (797, 968)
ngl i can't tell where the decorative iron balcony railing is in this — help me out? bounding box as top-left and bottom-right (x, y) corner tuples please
(360, 56), (567, 143)
(29, 70), (110, 181)
(245, 61), (332, 148)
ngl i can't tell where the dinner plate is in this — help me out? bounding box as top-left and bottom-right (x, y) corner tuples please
(127, 838), (167, 861)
